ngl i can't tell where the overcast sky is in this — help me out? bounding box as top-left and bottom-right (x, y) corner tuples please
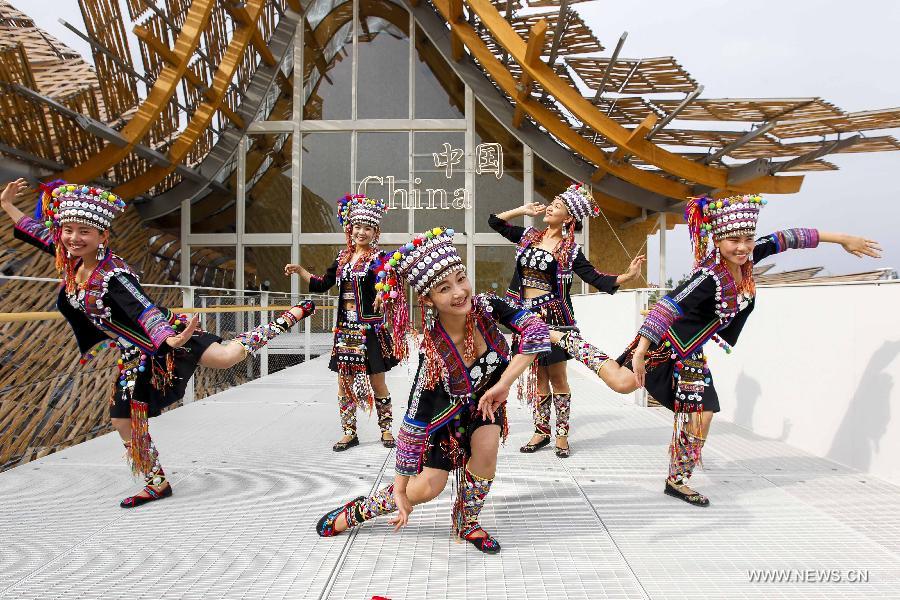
(579, 0), (900, 281)
(22, 0), (899, 282)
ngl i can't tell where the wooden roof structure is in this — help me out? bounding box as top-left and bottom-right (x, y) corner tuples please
(0, 0), (897, 226)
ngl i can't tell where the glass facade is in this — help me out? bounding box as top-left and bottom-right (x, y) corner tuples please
(180, 0), (585, 295)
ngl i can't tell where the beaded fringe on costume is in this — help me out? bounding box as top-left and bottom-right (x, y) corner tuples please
(116, 345), (176, 475)
(669, 423), (706, 484)
(333, 324), (375, 412)
(122, 437), (166, 487)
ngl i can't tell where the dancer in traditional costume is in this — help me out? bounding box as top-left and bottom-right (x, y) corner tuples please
(2, 179), (315, 507)
(284, 194), (398, 451)
(549, 194), (881, 505)
(489, 183), (644, 457)
(316, 227), (550, 553)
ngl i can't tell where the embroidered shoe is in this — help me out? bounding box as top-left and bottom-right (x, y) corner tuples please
(316, 496), (364, 537)
(519, 434), (551, 453)
(460, 526), (501, 554)
(120, 484), (173, 508)
(332, 436), (360, 452)
(664, 480), (710, 507)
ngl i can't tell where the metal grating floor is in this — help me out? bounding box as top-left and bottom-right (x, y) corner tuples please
(2, 357), (899, 599)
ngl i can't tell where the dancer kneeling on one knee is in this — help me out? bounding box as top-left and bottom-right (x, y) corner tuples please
(316, 226), (550, 553)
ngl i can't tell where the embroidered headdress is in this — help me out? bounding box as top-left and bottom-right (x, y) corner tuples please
(44, 182), (126, 232)
(337, 193), (387, 229)
(685, 194), (766, 267)
(556, 182), (599, 223)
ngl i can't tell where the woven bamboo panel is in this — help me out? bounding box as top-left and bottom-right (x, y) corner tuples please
(506, 59), (578, 103)
(202, 3), (230, 81)
(51, 91), (105, 165)
(112, 153), (150, 185)
(30, 59), (98, 101)
(234, 46), (260, 100)
(166, 0), (191, 30)
(490, 0), (523, 10)
(651, 97), (844, 123)
(483, 8), (603, 57)
(778, 135), (900, 156)
(259, 0), (281, 41)
(125, 0), (149, 21)
(0, 27), (82, 63)
(649, 129), (786, 156)
(592, 96), (656, 125)
(568, 56), (698, 94)
(182, 60), (206, 113)
(575, 124), (613, 148)
(775, 159), (838, 172)
(0, 0), (31, 26)
(136, 13), (170, 82)
(802, 269), (895, 283)
(756, 267), (824, 285)
(771, 107), (900, 138)
(0, 45), (56, 162)
(78, 0), (140, 120)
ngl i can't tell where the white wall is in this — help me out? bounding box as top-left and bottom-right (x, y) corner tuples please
(572, 281), (900, 485)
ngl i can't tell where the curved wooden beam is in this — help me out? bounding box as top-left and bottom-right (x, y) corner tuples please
(133, 25), (245, 129)
(59, 0), (216, 183)
(464, 0), (803, 195)
(431, 0), (690, 200)
(114, 0), (270, 199)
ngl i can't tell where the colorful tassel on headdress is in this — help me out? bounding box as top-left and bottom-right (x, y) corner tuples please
(685, 196), (711, 268)
(377, 255), (410, 362)
(417, 303), (444, 389)
(36, 179), (66, 223)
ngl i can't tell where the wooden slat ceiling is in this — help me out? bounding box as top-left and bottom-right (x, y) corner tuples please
(567, 56), (698, 94)
(483, 8), (603, 56)
(771, 107), (900, 138)
(649, 97), (845, 123)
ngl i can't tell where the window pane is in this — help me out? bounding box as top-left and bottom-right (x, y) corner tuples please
(188, 187), (238, 234)
(299, 244), (345, 295)
(413, 131), (466, 233)
(187, 246), (237, 289)
(301, 132), (351, 233)
(303, 20), (352, 120)
(245, 246), (292, 293)
(357, 17), (409, 118)
(474, 245), (516, 296)
(246, 133), (292, 233)
(473, 100), (524, 232)
(414, 25), (464, 119)
(356, 132), (409, 233)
